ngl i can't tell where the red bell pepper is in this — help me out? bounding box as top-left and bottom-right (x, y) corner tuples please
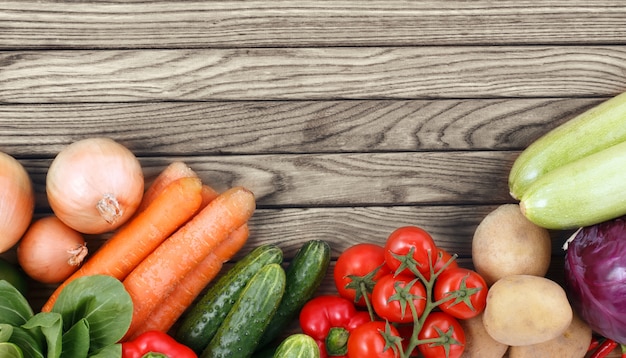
(588, 337), (626, 358)
(122, 330), (197, 358)
(299, 295), (371, 358)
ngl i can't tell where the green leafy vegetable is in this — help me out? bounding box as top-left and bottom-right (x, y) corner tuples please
(0, 342), (23, 358)
(88, 344), (123, 358)
(51, 275), (133, 353)
(0, 276), (133, 358)
(22, 312), (63, 358)
(0, 324), (13, 342)
(0, 281), (33, 326)
(61, 318), (90, 358)
(5, 325), (44, 358)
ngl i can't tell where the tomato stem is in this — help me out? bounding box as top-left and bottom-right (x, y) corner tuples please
(345, 263), (384, 321)
(385, 250), (461, 358)
(357, 280), (376, 321)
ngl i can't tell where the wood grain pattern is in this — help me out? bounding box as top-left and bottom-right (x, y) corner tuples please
(2, 2), (623, 355)
(2, 47), (626, 103)
(20, 151), (515, 209)
(1, 1), (626, 49)
(0, 98), (602, 157)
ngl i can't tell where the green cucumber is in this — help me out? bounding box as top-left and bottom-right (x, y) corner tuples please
(273, 334), (320, 358)
(509, 92), (626, 200)
(257, 240), (331, 348)
(201, 263), (286, 358)
(176, 244), (283, 354)
(520, 140), (626, 230)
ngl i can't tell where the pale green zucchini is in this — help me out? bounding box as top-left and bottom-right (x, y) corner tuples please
(519, 140), (626, 230)
(509, 92), (626, 200)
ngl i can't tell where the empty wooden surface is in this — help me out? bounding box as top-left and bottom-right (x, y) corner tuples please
(1, 1), (624, 356)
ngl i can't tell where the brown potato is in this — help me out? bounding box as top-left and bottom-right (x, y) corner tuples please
(507, 311), (591, 358)
(460, 312), (509, 358)
(472, 204), (551, 286)
(482, 275), (573, 346)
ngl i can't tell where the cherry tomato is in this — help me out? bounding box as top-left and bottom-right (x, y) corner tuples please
(417, 312), (465, 358)
(384, 226), (437, 278)
(434, 267), (488, 319)
(372, 273), (426, 323)
(347, 321), (401, 358)
(424, 247), (459, 281)
(334, 243), (391, 306)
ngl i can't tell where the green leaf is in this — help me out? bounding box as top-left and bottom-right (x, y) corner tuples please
(51, 275), (133, 353)
(0, 280), (33, 326)
(88, 344), (122, 358)
(61, 319), (90, 358)
(22, 312), (63, 358)
(7, 326), (45, 358)
(0, 324), (14, 342)
(0, 342), (24, 358)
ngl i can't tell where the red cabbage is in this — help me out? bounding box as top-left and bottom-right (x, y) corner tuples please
(564, 216), (626, 343)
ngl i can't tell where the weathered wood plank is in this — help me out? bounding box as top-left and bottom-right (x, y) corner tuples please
(2, 47), (626, 103)
(1, 1), (626, 49)
(4, 203), (570, 263)
(20, 151), (516, 209)
(0, 98), (602, 157)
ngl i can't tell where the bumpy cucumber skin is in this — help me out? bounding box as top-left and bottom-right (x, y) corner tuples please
(509, 92), (626, 199)
(273, 334), (320, 358)
(257, 240), (331, 348)
(201, 263), (286, 358)
(176, 244), (283, 354)
(520, 141), (626, 230)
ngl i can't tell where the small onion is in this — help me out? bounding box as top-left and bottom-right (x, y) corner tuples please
(0, 152), (35, 253)
(46, 138), (144, 234)
(17, 216), (88, 284)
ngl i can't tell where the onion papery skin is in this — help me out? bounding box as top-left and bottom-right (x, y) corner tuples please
(564, 216), (626, 343)
(46, 138), (144, 234)
(17, 216), (88, 284)
(0, 152), (35, 253)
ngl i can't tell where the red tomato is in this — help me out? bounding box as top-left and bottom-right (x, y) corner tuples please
(334, 243), (391, 306)
(372, 273), (426, 323)
(347, 321), (401, 358)
(434, 267), (488, 319)
(384, 226), (437, 277)
(417, 312), (465, 358)
(424, 247), (459, 281)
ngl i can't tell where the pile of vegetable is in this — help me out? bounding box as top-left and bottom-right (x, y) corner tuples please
(0, 138), (264, 357)
(175, 240), (330, 357)
(304, 225), (489, 358)
(0, 90), (625, 358)
(507, 91), (626, 358)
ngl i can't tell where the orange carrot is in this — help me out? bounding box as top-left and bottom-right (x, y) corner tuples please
(137, 161), (198, 213)
(121, 186), (256, 340)
(129, 223), (250, 338)
(41, 176), (203, 312)
(200, 184), (219, 208)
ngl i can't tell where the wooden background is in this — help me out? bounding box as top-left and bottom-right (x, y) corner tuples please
(2, 1), (625, 356)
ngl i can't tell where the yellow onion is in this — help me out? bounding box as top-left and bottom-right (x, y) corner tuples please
(46, 138), (144, 234)
(17, 215), (88, 284)
(0, 152), (35, 253)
